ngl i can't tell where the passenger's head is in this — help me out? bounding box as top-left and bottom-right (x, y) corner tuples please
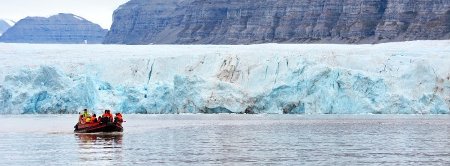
(83, 109), (87, 113)
(93, 114), (96, 117)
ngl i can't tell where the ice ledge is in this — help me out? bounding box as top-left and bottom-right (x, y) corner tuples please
(0, 41), (449, 114)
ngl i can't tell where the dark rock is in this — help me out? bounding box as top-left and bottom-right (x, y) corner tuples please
(200, 106), (233, 114)
(244, 106), (255, 114)
(282, 102), (305, 114)
(104, 0), (450, 44)
(0, 13), (107, 44)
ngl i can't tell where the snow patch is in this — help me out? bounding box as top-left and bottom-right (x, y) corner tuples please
(73, 15), (85, 21)
(4, 19), (15, 26)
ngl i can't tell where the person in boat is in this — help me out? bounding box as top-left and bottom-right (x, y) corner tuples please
(82, 109), (93, 123)
(82, 109), (91, 118)
(101, 110), (113, 123)
(106, 111), (113, 122)
(92, 114), (98, 123)
(78, 112), (84, 124)
(97, 115), (102, 123)
(114, 113), (124, 123)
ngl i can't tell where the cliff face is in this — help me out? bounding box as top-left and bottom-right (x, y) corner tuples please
(104, 0), (450, 44)
(0, 13), (107, 44)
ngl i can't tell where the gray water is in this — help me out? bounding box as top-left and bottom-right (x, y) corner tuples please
(0, 115), (449, 165)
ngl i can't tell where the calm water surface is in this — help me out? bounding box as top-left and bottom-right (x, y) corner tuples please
(0, 114), (449, 165)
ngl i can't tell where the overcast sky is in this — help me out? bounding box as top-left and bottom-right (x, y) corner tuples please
(0, 0), (130, 29)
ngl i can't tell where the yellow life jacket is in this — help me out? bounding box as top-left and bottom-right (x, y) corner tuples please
(83, 112), (91, 118)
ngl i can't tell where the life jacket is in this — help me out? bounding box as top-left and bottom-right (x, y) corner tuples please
(83, 112), (91, 118)
(108, 113), (114, 121)
(91, 116), (98, 123)
(102, 113), (113, 122)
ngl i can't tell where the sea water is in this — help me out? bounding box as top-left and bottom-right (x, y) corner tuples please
(0, 114), (448, 165)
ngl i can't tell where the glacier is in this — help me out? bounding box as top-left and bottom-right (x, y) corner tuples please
(0, 41), (449, 114)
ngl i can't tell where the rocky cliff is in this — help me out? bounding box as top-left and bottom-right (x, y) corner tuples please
(104, 0), (450, 44)
(0, 13), (107, 44)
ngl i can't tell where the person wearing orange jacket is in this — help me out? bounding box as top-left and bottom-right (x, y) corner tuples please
(101, 110), (113, 123)
(92, 114), (98, 123)
(114, 113), (124, 123)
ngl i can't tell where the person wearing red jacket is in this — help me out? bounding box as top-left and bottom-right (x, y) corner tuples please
(114, 113), (124, 123)
(101, 110), (113, 123)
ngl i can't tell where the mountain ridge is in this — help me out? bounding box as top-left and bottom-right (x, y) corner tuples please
(104, 0), (450, 45)
(0, 13), (107, 44)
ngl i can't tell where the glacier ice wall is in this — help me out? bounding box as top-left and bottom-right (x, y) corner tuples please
(0, 41), (449, 114)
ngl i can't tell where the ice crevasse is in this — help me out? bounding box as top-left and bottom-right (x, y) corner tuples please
(0, 41), (449, 114)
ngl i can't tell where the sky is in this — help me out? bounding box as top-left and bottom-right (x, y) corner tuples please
(0, 0), (130, 29)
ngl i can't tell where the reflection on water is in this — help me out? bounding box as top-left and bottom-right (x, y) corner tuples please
(0, 115), (449, 165)
(75, 133), (123, 164)
(76, 133), (123, 144)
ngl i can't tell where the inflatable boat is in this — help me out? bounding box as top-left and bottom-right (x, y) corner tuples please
(74, 122), (123, 133)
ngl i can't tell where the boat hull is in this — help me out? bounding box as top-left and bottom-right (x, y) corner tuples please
(74, 122), (123, 133)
